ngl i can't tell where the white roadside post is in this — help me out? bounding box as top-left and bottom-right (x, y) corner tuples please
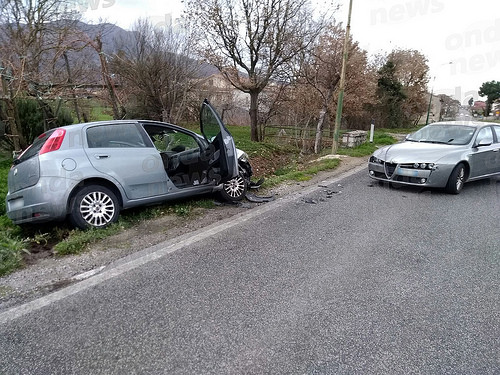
(369, 120), (374, 143)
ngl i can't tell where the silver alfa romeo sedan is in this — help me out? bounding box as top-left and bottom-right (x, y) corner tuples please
(368, 121), (500, 194)
(6, 100), (253, 229)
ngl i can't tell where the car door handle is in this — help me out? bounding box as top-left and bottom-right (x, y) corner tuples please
(94, 154), (110, 159)
(493, 149), (499, 152)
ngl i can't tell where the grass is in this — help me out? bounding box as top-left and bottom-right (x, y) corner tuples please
(90, 103), (113, 121)
(53, 198), (215, 256)
(338, 131), (398, 157)
(262, 158), (340, 188)
(0, 153), (28, 276)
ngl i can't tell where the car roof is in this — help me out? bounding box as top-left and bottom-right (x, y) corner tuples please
(50, 119), (192, 133)
(428, 121), (496, 128)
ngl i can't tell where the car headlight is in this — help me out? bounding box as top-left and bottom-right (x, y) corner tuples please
(410, 163), (435, 170)
(369, 156), (384, 164)
(238, 151), (249, 163)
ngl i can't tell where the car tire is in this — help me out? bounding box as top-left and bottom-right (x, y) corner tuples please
(220, 173), (247, 202)
(69, 185), (120, 229)
(446, 163), (466, 194)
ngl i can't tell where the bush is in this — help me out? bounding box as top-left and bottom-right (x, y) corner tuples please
(0, 232), (27, 276)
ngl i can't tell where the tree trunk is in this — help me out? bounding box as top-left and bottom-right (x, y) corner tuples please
(63, 52), (82, 123)
(95, 35), (125, 120)
(314, 108), (328, 154)
(301, 117), (312, 154)
(314, 88), (335, 154)
(249, 91), (260, 142)
(1, 70), (25, 150)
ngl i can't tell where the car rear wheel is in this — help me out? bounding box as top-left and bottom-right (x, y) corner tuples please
(220, 173), (247, 201)
(446, 163), (466, 194)
(70, 185), (120, 229)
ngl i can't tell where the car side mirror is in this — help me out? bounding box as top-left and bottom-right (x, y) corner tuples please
(475, 138), (493, 147)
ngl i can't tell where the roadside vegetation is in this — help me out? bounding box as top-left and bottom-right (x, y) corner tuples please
(0, 129), (396, 276)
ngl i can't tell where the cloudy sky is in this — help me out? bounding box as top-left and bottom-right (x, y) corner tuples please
(80, 0), (500, 104)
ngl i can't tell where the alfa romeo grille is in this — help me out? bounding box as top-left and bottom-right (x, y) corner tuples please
(384, 162), (397, 178)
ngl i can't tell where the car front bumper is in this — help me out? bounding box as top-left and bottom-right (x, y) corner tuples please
(368, 161), (454, 188)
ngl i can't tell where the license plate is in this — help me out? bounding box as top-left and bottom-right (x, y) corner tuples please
(8, 198), (24, 210)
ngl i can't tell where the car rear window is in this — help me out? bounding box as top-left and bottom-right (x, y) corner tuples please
(87, 123), (148, 148)
(14, 129), (56, 164)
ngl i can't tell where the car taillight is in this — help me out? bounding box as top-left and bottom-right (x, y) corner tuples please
(39, 129), (66, 155)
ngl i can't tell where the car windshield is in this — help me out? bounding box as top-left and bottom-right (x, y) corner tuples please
(406, 124), (476, 145)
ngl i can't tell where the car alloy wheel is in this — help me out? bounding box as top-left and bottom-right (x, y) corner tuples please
(455, 166), (465, 191)
(221, 174), (247, 201)
(70, 185), (120, 229)
(446, 163), (466, 194)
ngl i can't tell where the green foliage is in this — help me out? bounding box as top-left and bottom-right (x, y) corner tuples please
(54, 226), (122, 256)
(56, 107), (74, 127)
(16, 99), (45, 144)
(0, 235), (28, 276)
(91, 104), (113, 121)
(227, 125), (290, 158)
(376, 60), (407, 128)
(0, 213), (27, 276)
(478, 80), (500, 114)
(0, 154), (11, 214)
(53, 199), (216, 255)
(338, 132), (397, 157)
(263, 158), (340, 188)
(15, 100), (75, 144)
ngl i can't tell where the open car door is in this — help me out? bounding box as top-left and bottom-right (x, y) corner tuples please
(200, 99), (239, 182)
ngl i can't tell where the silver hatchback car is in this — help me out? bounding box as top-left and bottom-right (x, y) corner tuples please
(368, 121), (500, 194)
(6, 100), (251, 229)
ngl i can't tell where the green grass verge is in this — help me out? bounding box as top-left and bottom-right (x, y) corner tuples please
(262, 158), (340, 188)
(53, 198), (215, 256)
(337, 132), (398, 157)
(0, 153), (29, 276)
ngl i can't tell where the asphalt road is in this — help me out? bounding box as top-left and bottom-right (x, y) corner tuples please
(1, 167), (499, 374)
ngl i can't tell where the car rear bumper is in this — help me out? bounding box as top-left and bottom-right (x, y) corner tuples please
(6, 177), (79, 225)
(368, 162), (452, 188)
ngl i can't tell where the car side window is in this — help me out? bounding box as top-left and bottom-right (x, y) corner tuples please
(87, 123), (146, 148)
(493, 126), (500, 143)
(475, 127), (493, 145)
(143, 125), (199, 153)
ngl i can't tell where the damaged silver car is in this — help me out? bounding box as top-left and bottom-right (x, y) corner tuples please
(6, 100), (259, 229)
(368, 121), (500, 194)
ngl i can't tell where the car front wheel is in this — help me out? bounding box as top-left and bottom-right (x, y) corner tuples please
(70, 185), (120, 229)
(446, 163), (466, 194)
(220, 173), (247, 202)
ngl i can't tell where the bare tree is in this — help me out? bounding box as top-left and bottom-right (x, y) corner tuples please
(294, 23), (373, 153)
(186, 0), (327, 141)
(387, 49), (430, 126)
(111, 19), (200, 123)
(0, 0), (79, 148)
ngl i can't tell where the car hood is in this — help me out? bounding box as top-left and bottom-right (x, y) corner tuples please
(374, 142), (463, 163)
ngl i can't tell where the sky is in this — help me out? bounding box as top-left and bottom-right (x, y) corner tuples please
(79, 0), (500, 105)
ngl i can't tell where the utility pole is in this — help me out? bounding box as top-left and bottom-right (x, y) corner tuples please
(425, 76), (436, 125)
(332, 0), (353, 154)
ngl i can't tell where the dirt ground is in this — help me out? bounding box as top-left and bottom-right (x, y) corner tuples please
(0, 155), (367, 311)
